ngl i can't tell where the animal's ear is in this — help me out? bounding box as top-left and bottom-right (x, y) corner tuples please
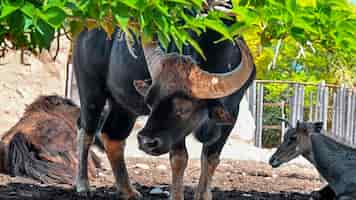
(313, 122), (323, 132)
(296, 121), (308, 134)
(133, 79), (152, 97)
(208, 102), (235, 125)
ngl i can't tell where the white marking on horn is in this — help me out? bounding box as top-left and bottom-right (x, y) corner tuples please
(211, 77), (219, 85)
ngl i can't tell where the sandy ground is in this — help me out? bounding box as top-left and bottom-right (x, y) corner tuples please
(0, 38), (70, 132)
(0, 157), (322, 200)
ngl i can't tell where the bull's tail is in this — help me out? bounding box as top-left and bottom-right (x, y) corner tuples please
(8, 133), (74, 184)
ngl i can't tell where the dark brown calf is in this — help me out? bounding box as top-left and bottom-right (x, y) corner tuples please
(0, 95), (100, 184)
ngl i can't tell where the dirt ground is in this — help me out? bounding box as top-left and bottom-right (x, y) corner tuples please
(0, 39), (322, 199)
(0, 157), (321, 200)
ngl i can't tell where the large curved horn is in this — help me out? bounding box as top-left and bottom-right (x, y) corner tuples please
(141, 40), (164, 80)
(188, 39), (255, 99)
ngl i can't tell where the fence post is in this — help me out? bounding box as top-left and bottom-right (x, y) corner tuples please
(341, 84), (347, 139)
(248, 81), (257, 119)
(332, 92), (337, 135)
(255, 83), (264, 148)
(280, 100), (286, 142)
(290, 83), (299, 127)
(309, 92), (314, 122)
(321, 81), (328, 131)
(346, 89), (353, 144)
(299, 85), (305, 122)
(315, 83), (321, 121)
(352, 91), (356, 144)
(336, 87), (339, 137)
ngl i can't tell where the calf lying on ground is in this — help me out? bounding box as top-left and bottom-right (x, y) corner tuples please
(269, 121), (356, 200)
(0, 95), (101, 184)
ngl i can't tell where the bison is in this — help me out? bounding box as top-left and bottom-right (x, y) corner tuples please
(73, 8), (255, 200)
(0, 95), (101, 185)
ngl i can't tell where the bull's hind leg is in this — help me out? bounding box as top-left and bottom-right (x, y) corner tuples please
(76, 129), (94, 194)
(74, 85), (107, 194)
(101, 104), (141, 200)
(75, 100), (107, 195)
(194, 126), (232, 200)
(170, 140), (188, 200)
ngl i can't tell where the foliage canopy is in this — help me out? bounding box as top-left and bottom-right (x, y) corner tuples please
(0, 0), (355, 85)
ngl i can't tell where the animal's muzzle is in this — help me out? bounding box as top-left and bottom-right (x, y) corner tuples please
(269, 156), (282, 168)
(137, 135), (164, 156)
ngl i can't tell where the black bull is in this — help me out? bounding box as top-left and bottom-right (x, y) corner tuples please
(73, 27), (256, 200)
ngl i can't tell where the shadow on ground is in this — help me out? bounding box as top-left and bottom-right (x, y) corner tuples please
(0, 182), (310, 200)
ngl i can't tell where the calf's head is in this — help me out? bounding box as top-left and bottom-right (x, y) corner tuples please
(135, 39), (254, 156)
(269, 121), (323, 168)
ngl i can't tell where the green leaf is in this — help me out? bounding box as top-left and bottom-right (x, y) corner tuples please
(20, 2), (37, 18)
(203, 18), (232, 41)
(69, 20), (84, 38)
(33, 19), (55, 49)
(186, 33), (206, 60)
(114, 14), (129, 33)
(118, 0), (139, 10)
(166, 0), (193, 6)
(1, 0), (24, 19)
(290, 26), (306, 44)
(41, 7), (66, 28)
(157, 31), (170, 50)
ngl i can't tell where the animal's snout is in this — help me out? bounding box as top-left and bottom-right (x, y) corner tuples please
(269, 155), (281, 168)
(137, 135), (162, 154)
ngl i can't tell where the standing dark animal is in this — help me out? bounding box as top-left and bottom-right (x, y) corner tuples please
(0, 95), (100, 184)
(270, 121), (356, 200)
(73, 20), (256, 199)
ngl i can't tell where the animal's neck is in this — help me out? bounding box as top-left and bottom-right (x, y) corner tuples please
(301, 142), (316, 164)
(302, 151), (316, 165)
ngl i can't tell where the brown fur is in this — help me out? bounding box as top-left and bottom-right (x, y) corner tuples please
(0, 95), (100, 185)
(170, 148), (188, 200)
(101, 133), (140, 198)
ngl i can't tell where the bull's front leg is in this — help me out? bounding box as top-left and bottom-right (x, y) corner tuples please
(194, 125), (231, 200)
(194, 151), (220, 200)
(75, 128), (94, 195)
(169, 141), (188, 200)
(101, 133), (141, 200)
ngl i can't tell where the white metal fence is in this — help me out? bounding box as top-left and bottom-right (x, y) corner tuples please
(247, 80), (356, 147)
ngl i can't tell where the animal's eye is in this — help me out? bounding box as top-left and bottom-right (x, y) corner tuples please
(175, 107), (190, 117)
(172, 97), (193, 119)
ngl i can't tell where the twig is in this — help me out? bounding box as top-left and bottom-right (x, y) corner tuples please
(268, 39), (283, 70)
(20, 48), (30, 66)
(52, 30), (61, 61)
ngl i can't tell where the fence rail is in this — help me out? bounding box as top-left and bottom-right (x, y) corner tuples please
(248, 80), (356, 147)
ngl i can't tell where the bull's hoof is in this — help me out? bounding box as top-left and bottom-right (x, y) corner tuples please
(119, 188), (143, 200)
(194, 190), (212, 200)
(169, 192), (184, 200)
(77, 190), (92, 198)
(75, 179), (91, 197)
(170, 196), (184, 200)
